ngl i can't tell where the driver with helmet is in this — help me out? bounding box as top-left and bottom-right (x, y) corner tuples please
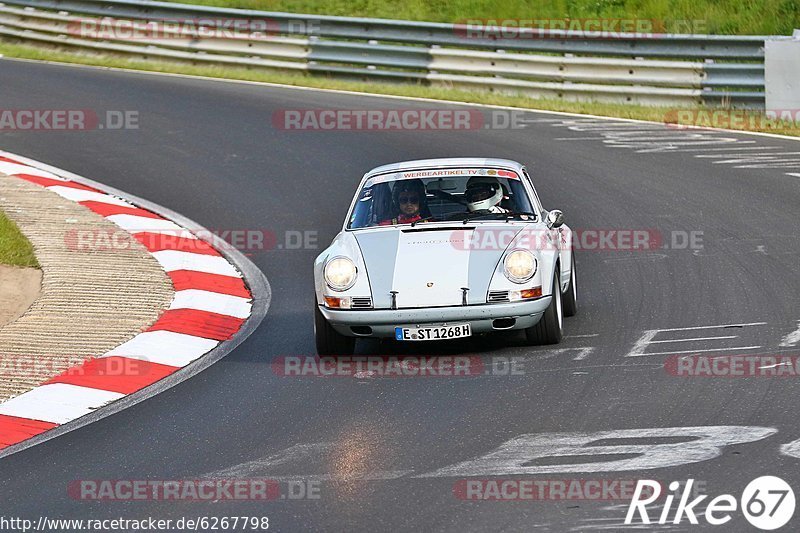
(464, 176), (509, 213)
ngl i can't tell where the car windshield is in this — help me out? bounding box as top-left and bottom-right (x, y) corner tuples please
(347, 168), (536, 229)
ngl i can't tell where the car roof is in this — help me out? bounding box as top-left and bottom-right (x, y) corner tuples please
(363, 158), (525, 178)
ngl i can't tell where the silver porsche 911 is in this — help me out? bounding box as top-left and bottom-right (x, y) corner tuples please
(313, 158), (576, 355)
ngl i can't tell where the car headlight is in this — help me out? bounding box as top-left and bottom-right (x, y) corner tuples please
(503, 250), (537, 283)
(324, 256), (357, 291)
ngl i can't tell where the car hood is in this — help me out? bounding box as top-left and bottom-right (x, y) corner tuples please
(354, 224), (526, 309)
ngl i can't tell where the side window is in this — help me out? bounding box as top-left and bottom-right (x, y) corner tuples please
(521, 168), (543, 213)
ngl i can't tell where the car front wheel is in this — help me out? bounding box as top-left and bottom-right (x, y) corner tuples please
(314, 298), (355, 356)
(524, 268), (563, 345)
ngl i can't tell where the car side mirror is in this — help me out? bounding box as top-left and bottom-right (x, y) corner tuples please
(546, 210), (564, 229)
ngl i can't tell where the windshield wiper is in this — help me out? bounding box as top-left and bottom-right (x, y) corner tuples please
(462, 211), (537, 224)
(410, 215), (436, 227)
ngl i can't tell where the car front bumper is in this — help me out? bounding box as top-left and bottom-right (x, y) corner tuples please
(319, 297), (552, 338)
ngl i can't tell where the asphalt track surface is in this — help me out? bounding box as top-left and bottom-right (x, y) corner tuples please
(1, 58), (800, 532)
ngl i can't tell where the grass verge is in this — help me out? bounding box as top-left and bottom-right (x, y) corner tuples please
(0, 209), (39, 268)
(0, 40), (798, 137)
(162, 0), (800, 36)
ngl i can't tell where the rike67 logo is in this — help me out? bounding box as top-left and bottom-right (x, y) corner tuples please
(626, 476), (795, 530)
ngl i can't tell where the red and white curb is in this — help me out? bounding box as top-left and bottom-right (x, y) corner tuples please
(0, 152), (261, 451)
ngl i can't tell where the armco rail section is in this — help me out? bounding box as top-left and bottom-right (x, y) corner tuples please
(0, 0), (792, 107)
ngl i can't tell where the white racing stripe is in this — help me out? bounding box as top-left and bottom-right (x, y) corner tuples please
(0, 384), (124, 425)
(170, 289), (252, 318)
(152, 250), (241, 277)
(46, 186), (134, 206)
(391, 231), (469, 308)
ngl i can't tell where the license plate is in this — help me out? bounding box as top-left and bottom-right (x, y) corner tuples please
(395, 324), (471, 341)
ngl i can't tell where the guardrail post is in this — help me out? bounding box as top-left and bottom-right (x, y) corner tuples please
(765, 31), (800, 111)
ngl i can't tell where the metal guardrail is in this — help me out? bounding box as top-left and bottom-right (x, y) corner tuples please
(0, 0), (785, 107)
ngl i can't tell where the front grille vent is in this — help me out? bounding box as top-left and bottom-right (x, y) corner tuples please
(487, 290), (509, 303)
(351, 297), (373, 308)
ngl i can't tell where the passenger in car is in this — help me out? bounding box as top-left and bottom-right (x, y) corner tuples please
(379, 179), (433, 225)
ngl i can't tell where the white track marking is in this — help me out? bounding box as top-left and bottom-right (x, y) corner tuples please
(780, 321), (800, 347)
(737, 162), (800, 168)
(566, 334), (600, 338)
(668, 143), (772, 152)
(631, 141), (742, 153)
(152, 250), (241, 277)
(170, 290), (252, 318)
(45, 186), (134, 206)
(788, 173), (800, 178)
(555, 136), (616, 141)
(545, 116), (800, 166)
(571, 347), (595, 361)
(653, 322), (767, 332)
(627, 346), (761, 357)
(106, 214), (185, 233)
(202, 443), (412, 482)
(780, 439), (800, 459)
(0, 161), (62, 178)
(260, 471), (415, 482)
(102, 331), (219, 367)
(712, 155), (800, 165)
(626, 330), (659, 358)
(758, 361), (792, 369)
(626, 323), (766, 357)
(523, 347), (596, 362)
(205, 443), (333, 479)
(416, 426), (777, 477)
(697, 151), (800, 159)
(0, 384), (124, 424)
(648, 336), (738, 344)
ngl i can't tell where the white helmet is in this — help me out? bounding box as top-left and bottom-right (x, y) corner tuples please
(465, 176), (504, 212)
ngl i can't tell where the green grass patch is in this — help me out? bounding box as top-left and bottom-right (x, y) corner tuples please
(1, 40), (797, 138)
(162, 0), (800, 36)
(0, 209), (39, 268)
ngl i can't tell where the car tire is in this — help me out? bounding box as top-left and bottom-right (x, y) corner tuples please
(562, 255), (577, 317)
(314, 298), (355, 356)
(525, 268), (563, 345)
